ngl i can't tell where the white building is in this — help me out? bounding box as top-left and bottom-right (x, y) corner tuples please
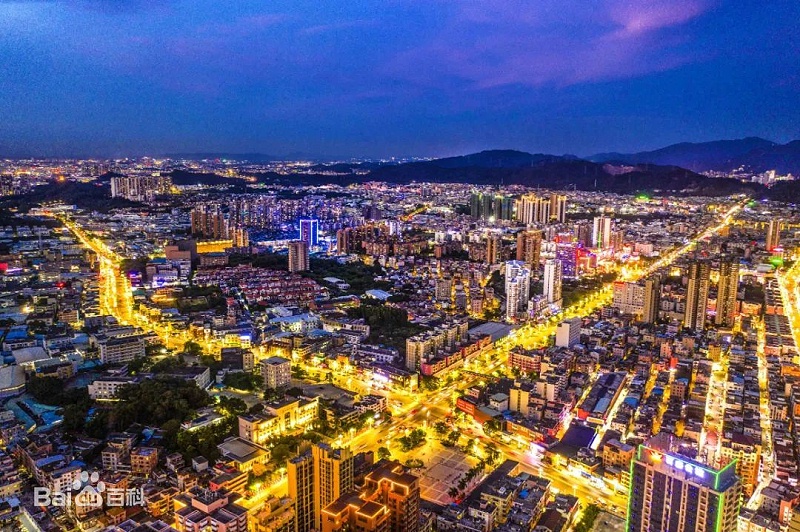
(592, 215), (612, 250)
(504, 261), (531, 321)
(262, 356), (291, 389)
(87, 376), (140, 400)
(543, 259), (563, 307)
(555, 318), (581, 348)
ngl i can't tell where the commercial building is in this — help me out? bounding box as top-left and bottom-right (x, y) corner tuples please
(300, 219), (320, 247)
(626, 435), (742, 532)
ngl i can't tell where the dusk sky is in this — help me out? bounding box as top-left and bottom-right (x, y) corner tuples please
(1, 0), (799, 158)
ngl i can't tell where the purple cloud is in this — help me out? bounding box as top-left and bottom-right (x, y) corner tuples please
(388, 0), (714, 89)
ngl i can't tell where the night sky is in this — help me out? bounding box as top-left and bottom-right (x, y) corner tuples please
(1, 0), (799, 158)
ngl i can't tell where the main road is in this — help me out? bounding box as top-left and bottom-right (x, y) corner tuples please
(59, 200), (744, 513)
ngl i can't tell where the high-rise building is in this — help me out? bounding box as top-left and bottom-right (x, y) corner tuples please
(110, 174), (172, 203)
(230, 226), (249, 247)
(336, 228), (351, 255)
(555, 318), (581, 348)
(555, 242), (578, 278)
(486, 234), (502, 265)
(435, 277), (452, 302)
(543, 259), (563, 306)
(719, 434), (760, 498)
(504, 261), (531, 321)
(612, 281), (646, 316)
(592, 215), (612, 250)
(550, 194), (567, 223)
(288, 444), (354, 532)
(684, 260), (711, 330)
(766, 219), (781, 251)
(516, 194), (551, 225)
(715, 255), (740, 327)
(470, 192), (482, 219)
(516, 229), (542, 268)
(469, 192), (513, 221)
(642, 276), (661, 324)
(261, 356), (291, 389)
(288, 241), (310, 273)
(299, 219), (319, 247)
(191, 205), (228, 240)
(363, 461), (420, 532)
(626, 435), (742, 532)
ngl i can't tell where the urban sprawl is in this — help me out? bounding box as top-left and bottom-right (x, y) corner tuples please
(0, 158), (799, 532)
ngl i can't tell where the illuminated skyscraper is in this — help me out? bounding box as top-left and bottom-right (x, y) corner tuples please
(505, 261), (531, 321)
(627, 435), (741, 532)
(191, 204), (227, 239)
(592, 215), (612, 249)
(486, 234), (502, 265)
(642, 276), (661, 324)
(715, 255), (739, 327)
(516, 229), (542, 268)
(299, 218), (319, 247)
(363, 461), (420, 532)
(288, 444), (354, 532)
(550, 193), (567, 223)
(766, 219), (781, 251)
(288, 241), (310, 273)
(555, 242), (577, 278)
(543, 259), (563, 306)
(684, 260), (710, 330)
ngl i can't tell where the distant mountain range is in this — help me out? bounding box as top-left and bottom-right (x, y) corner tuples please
(162, 149), (768, 198)
(589, 137), (800, 174)
(359, 150), (759, 197)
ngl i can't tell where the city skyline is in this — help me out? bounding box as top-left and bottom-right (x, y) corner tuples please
(3, 1), (800, 531)
(1, 1), (799, 158)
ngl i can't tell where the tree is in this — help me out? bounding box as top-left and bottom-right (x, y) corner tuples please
(447, 486), (460, 500)
(482, 419), (502, 436)
(573, 504), (601, 532)
(217, 396), (248, 416)
(444, 430), (461, 447)
(223, 372), (261, 391)
(62, 405), (85, 433)
(433, 421), (448, 437)
(377, 447), (392, 461)
(483, 443), (500, 466)
(184, 341), (203, 356)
